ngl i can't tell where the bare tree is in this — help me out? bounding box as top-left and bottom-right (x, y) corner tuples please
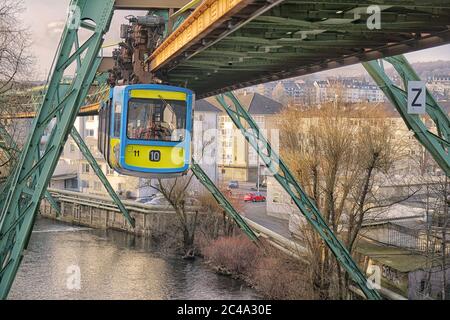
(413, 156), (450, 300)
(0, 0), (33, 186)
(278, 96), (409, 299)
(149, 174), (199, 255)
(0, 0), (32, 94)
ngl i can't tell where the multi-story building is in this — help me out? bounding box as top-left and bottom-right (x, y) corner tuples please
(191, 99), (221, 192)
(313, 78), (385, 104)
(236, 82), (279, 99)
(272, 79), (315, 106)
(209, 92), (283, 182)
(266, 107), (437, 220)
(427, 75), (450, 101)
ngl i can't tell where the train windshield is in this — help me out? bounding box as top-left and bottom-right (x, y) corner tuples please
(127, 98), (187, 142)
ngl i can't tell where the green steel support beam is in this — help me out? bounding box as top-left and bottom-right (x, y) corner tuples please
(0, 124), (61, 216)
(70, 127), (135, 227)
(190, 160), (258, 242)
(0, 0), (115, 299)
(363, 55), (450, 176)
(215, 92), (381, 300)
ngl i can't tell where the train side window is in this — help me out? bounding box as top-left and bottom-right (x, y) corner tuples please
(114, 101), (122, 137)
(98, 107), (104, 154)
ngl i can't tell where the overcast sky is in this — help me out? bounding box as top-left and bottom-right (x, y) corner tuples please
(21, 0), (450, 80)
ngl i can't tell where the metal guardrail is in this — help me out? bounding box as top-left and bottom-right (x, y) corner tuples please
(47, 188), (200, 214)
(46, 188), (406, 300)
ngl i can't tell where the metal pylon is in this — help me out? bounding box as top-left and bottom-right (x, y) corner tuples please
(70, 127), (135, 227)
(215, 92), (381, 300)
(0, 124), (61, 216)
(0, 0), (116, 299)
(190, 159), (258, 242)
(363, 55), (450, 176)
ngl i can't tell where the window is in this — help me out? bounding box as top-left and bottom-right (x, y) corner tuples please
(419, 279), (427, 293)
(64, 178), (78, 190)
(70, 144), (76, 152)
(105, 166), (114, 175)
(81, 180), (89, 189)
(82, 163), (90, 174)
(88, 116), (95, 121)
(85, 129), (95, 137)
(114, 101), (122, 137)
(127, 98), (186, 142)
(94, 181), (102, 191)
(273, 193), (281, 203)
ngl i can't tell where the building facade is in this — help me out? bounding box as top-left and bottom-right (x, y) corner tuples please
(209, 92), (283, 183)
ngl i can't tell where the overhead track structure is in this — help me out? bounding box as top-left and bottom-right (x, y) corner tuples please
(114, 0), (196, 10)
(149, 0), (450, 98)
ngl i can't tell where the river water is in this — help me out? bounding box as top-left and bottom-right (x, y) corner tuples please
(8, 217), (260, 300)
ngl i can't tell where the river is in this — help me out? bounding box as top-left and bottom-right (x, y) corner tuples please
(8, 217), (260, 300)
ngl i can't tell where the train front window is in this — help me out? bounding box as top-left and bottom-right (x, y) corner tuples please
(127, 98), (187, 142)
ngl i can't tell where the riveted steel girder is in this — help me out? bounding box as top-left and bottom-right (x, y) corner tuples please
(153, 0), (450, 98)
(363, 55), (450, 176)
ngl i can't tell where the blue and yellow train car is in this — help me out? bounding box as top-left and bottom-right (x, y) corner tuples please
(98, 84), (194, 178)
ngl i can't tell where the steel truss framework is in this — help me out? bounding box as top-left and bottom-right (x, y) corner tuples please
(0, 0), (116, 298)
(70, 127), (135, 227)
(215, 92), (382, 300)
(0, 125), (61, 216)
(154, 0), (450, 98)
(363, 55), (450, 176)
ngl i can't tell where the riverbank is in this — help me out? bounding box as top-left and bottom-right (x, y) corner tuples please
(9, 217), (260, 300)
(199, 235), (313, 300)
(40, 194), (311, 300)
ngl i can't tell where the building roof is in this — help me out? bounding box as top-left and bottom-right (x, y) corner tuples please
(51, 173), (77, 181)
(205, 92), (283, 115)
(355, 238), (437, 273)
(195, 99), (222, 113)
(245, 93), (283, 115)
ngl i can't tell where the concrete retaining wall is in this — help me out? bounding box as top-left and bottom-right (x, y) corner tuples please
(39, 191), (185, 239)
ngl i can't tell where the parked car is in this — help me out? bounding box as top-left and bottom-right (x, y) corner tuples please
(145, 196), (200, 206)
(256, 180), (267, 188)
(136, 194), (158, 204)
(145, 196), (169, 206)
(228, 180), (239, 189)
(184, 198), (201, 206)
(244, 192), (266, 202)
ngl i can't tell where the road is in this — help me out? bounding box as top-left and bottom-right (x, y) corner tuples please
(229, 181), (292, 239)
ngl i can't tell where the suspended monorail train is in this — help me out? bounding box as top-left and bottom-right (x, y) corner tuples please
(98, 84), (194, 178)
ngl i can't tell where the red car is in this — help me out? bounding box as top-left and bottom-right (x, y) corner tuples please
(244, 192), (266, 202)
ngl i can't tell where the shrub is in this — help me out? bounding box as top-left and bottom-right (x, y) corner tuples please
(203, 236), (313, 299)
(252, 254), (312, 300)
(202, 235), (262, 275)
